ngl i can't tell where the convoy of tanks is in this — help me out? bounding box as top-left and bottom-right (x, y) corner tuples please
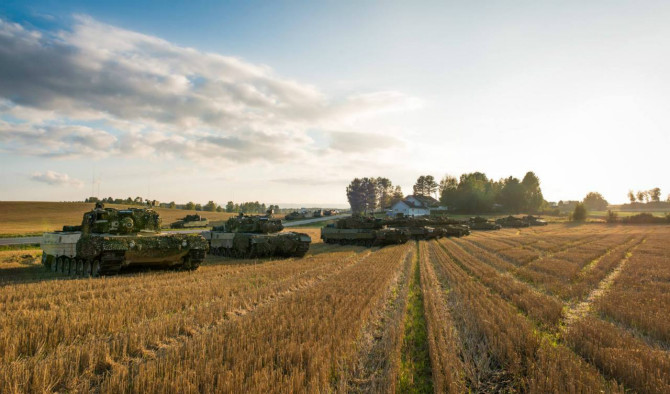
(39, 202), (548, 276)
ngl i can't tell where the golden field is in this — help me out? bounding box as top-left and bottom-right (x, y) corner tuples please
(1, 224), (669, 392)
(0, 202), (236, 236)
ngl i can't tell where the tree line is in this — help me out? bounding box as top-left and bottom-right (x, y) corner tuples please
(438, 171), (544, 214)
(85, 196), (279, 213)
(346, 171), (546, 214)
(626, 188), (666, 204)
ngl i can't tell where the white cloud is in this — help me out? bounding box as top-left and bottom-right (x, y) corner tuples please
(0, 16), (421, 164)
(30, 170), (84, 188)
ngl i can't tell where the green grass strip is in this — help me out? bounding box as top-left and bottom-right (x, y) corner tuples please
(397, 242), (434, 393)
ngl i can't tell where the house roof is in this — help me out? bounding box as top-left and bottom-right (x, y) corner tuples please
(404, 194), (440, 208)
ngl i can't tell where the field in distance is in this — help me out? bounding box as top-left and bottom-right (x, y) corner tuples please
(1, 223), (668, 392)
(0, 201), (237, 236)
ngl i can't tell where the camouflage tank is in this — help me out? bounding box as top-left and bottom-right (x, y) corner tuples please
(523, 215), (548, 226)
(495, 215), (530, 228)
(320, 215), (411, 246)
(204, 211), (311, 258)
(284, 211), (307, 221)
(384, 214), (471, 238)
(170, 214), (209, 229)
(468, 216), (502, 230)
(41, 203), (208, 276)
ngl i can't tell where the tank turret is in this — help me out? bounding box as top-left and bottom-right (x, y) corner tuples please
(222, 212), (284, 234)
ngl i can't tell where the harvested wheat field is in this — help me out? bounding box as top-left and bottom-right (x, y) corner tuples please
(1, 224), (669, 393)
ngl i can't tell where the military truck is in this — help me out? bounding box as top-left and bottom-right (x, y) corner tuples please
(41, 203), (208, 276)
(170, 214), (209, 229)
(495, 215), (531, 228)
(468, 216), (502, 230)
(321, 216), (411, 246)
(204, 211), (311, 258)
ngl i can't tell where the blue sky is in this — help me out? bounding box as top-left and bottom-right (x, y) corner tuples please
(1, 1), (669, 206)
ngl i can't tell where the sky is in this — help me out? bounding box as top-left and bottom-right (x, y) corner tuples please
(1, 1), (668, 207)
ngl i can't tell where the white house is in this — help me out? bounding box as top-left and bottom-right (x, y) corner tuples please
(389, 195), (443, 217)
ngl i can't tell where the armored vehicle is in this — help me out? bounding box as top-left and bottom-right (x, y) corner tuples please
(41, 203), (208, 276)
(384, 214), (471, 238)
(324, 209), (339, 216)
(495, 215), (530, 228)
(321, 216), (411, 246)
(204, 211), (311, 258)
(523, 215), (548, 226)
(468, 216), (502, 230)
(170, 214), (209, 229)
(284, 211), (308, 221)
(313, 209), (324, 218)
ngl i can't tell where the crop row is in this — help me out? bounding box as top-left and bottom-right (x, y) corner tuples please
(438, 238), (563, 329)
(94, 243), (412, 393)
(424, 240), (617, 392)
(596, 231), (670, 344)
(0, 248), (373, 392)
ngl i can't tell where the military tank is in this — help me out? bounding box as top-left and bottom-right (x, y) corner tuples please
(41, 203), (208, 276)
(468, 216), (502, 230)
(170, 214), (209, 229)
(204, 211), (311, 258)
(384, 214), (471, 238)
(284, 211), (308, 221)
(320, 215), (411, 246)
(495, 215), (531, 228)
(523, 215), (548, 226)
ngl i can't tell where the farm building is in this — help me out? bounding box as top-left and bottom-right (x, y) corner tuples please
(389, 195), (443, 217)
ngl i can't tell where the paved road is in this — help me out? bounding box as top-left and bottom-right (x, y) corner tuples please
(0, 215), (349, 246)
(282, 214), (349, 227)
(0, 236), (42, 246)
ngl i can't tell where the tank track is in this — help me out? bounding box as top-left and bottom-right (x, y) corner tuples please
(291, 242), (310, 257)
(99, 250), (125, 275)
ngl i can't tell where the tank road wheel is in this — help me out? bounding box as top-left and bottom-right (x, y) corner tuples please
(91, 260), (101, 277)
(51, 256), (59, 272)
(75, 259), (84, 276)
(83, 260), (92, 277)
(41, 253), (48, 267)
(56, 257), (64, 274)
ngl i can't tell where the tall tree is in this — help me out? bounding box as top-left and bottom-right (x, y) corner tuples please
(375, 177), (394, 210)
(413, 175), (438, 197)
(204, 201), (218, 212)
(439, 175), (458, 207)
(636, 191), (646, 203)
(627, 190), (636, 204)
(413, 176), (426, 196)
(168, 201), (176, 209)
(521, 171), (544, 213)
(390, 185), (404, 206)
(499, 176), (525, 213)
(649, 187), (662, 202)
(583, 192), (608, 211)
(225, 201), (235, 212)
(347, 178), (367, 214)
(185, 201), (196, 210)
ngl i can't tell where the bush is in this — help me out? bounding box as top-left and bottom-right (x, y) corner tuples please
(606, 210), (618, 223)
(571, 203), (587, 222)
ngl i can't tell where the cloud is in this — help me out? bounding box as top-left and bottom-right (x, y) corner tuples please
(0, 16), (421, 164)
(270, 177), (351, 186)
(328, 131), (403, 153)
(30, 170), (84, 187)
